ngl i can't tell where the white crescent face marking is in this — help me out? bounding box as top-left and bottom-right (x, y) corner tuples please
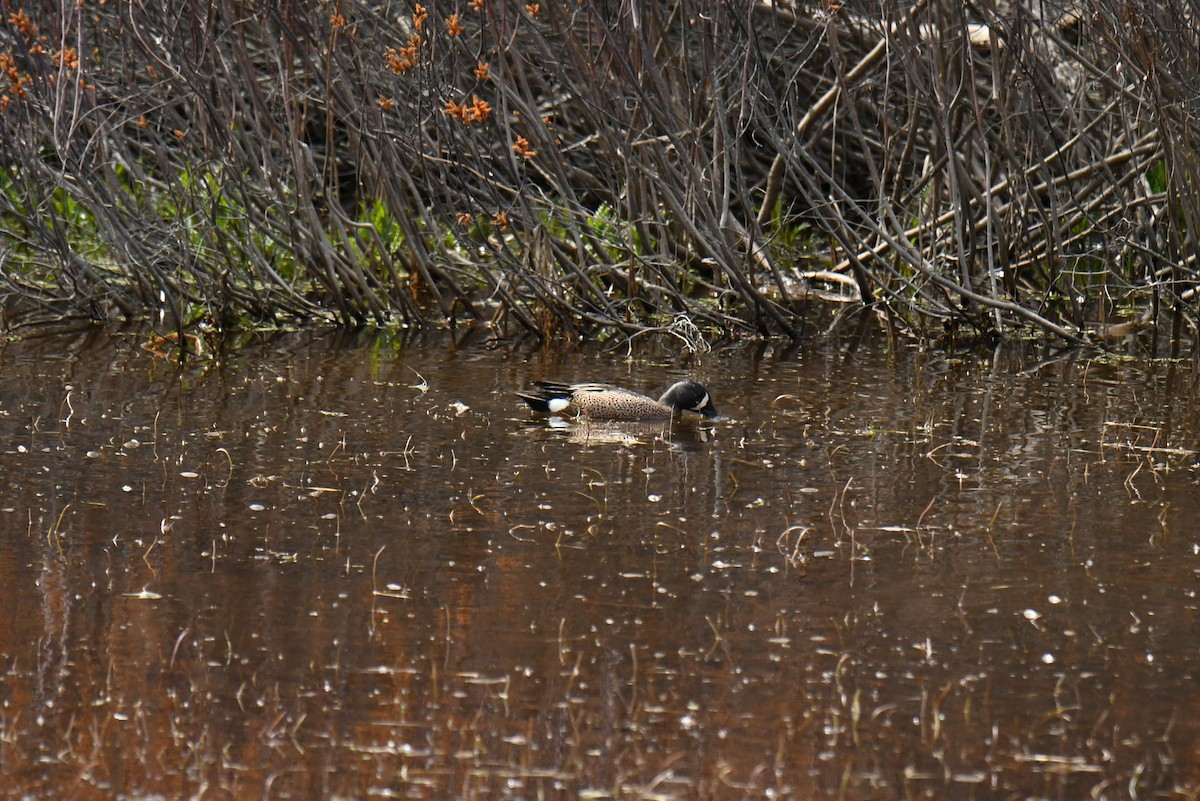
(548, 398), (571, 413)
(697, 393), (709, 410)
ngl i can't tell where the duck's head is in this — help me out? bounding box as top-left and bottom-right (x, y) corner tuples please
(660, 381), (720, 419)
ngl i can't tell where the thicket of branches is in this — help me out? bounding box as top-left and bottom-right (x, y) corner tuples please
(0, 0), (1197, 348)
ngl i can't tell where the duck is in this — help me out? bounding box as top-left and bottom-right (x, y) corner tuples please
(516, 380), (720, 422)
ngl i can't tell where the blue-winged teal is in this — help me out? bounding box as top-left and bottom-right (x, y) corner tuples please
(517, 380), (719, 422)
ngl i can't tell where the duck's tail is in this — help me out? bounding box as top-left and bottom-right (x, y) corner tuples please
(516, 383), (574, 414)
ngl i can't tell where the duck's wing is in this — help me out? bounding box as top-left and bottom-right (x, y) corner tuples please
(533, 381), (619, 394)
(518, 381), (612, 414)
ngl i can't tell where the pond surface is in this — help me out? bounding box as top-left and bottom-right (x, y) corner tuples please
(2, 326), (1200, 800)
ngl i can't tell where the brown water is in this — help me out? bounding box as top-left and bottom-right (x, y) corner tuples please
(2, 327), (1199, 800)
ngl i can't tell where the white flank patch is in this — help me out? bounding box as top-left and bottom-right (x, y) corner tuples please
(548, 398), (571, 413)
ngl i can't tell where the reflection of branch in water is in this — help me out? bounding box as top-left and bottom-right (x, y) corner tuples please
(617, 313), (711, 355)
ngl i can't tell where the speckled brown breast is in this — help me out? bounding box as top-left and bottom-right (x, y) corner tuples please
(569, 386), (674, 421)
